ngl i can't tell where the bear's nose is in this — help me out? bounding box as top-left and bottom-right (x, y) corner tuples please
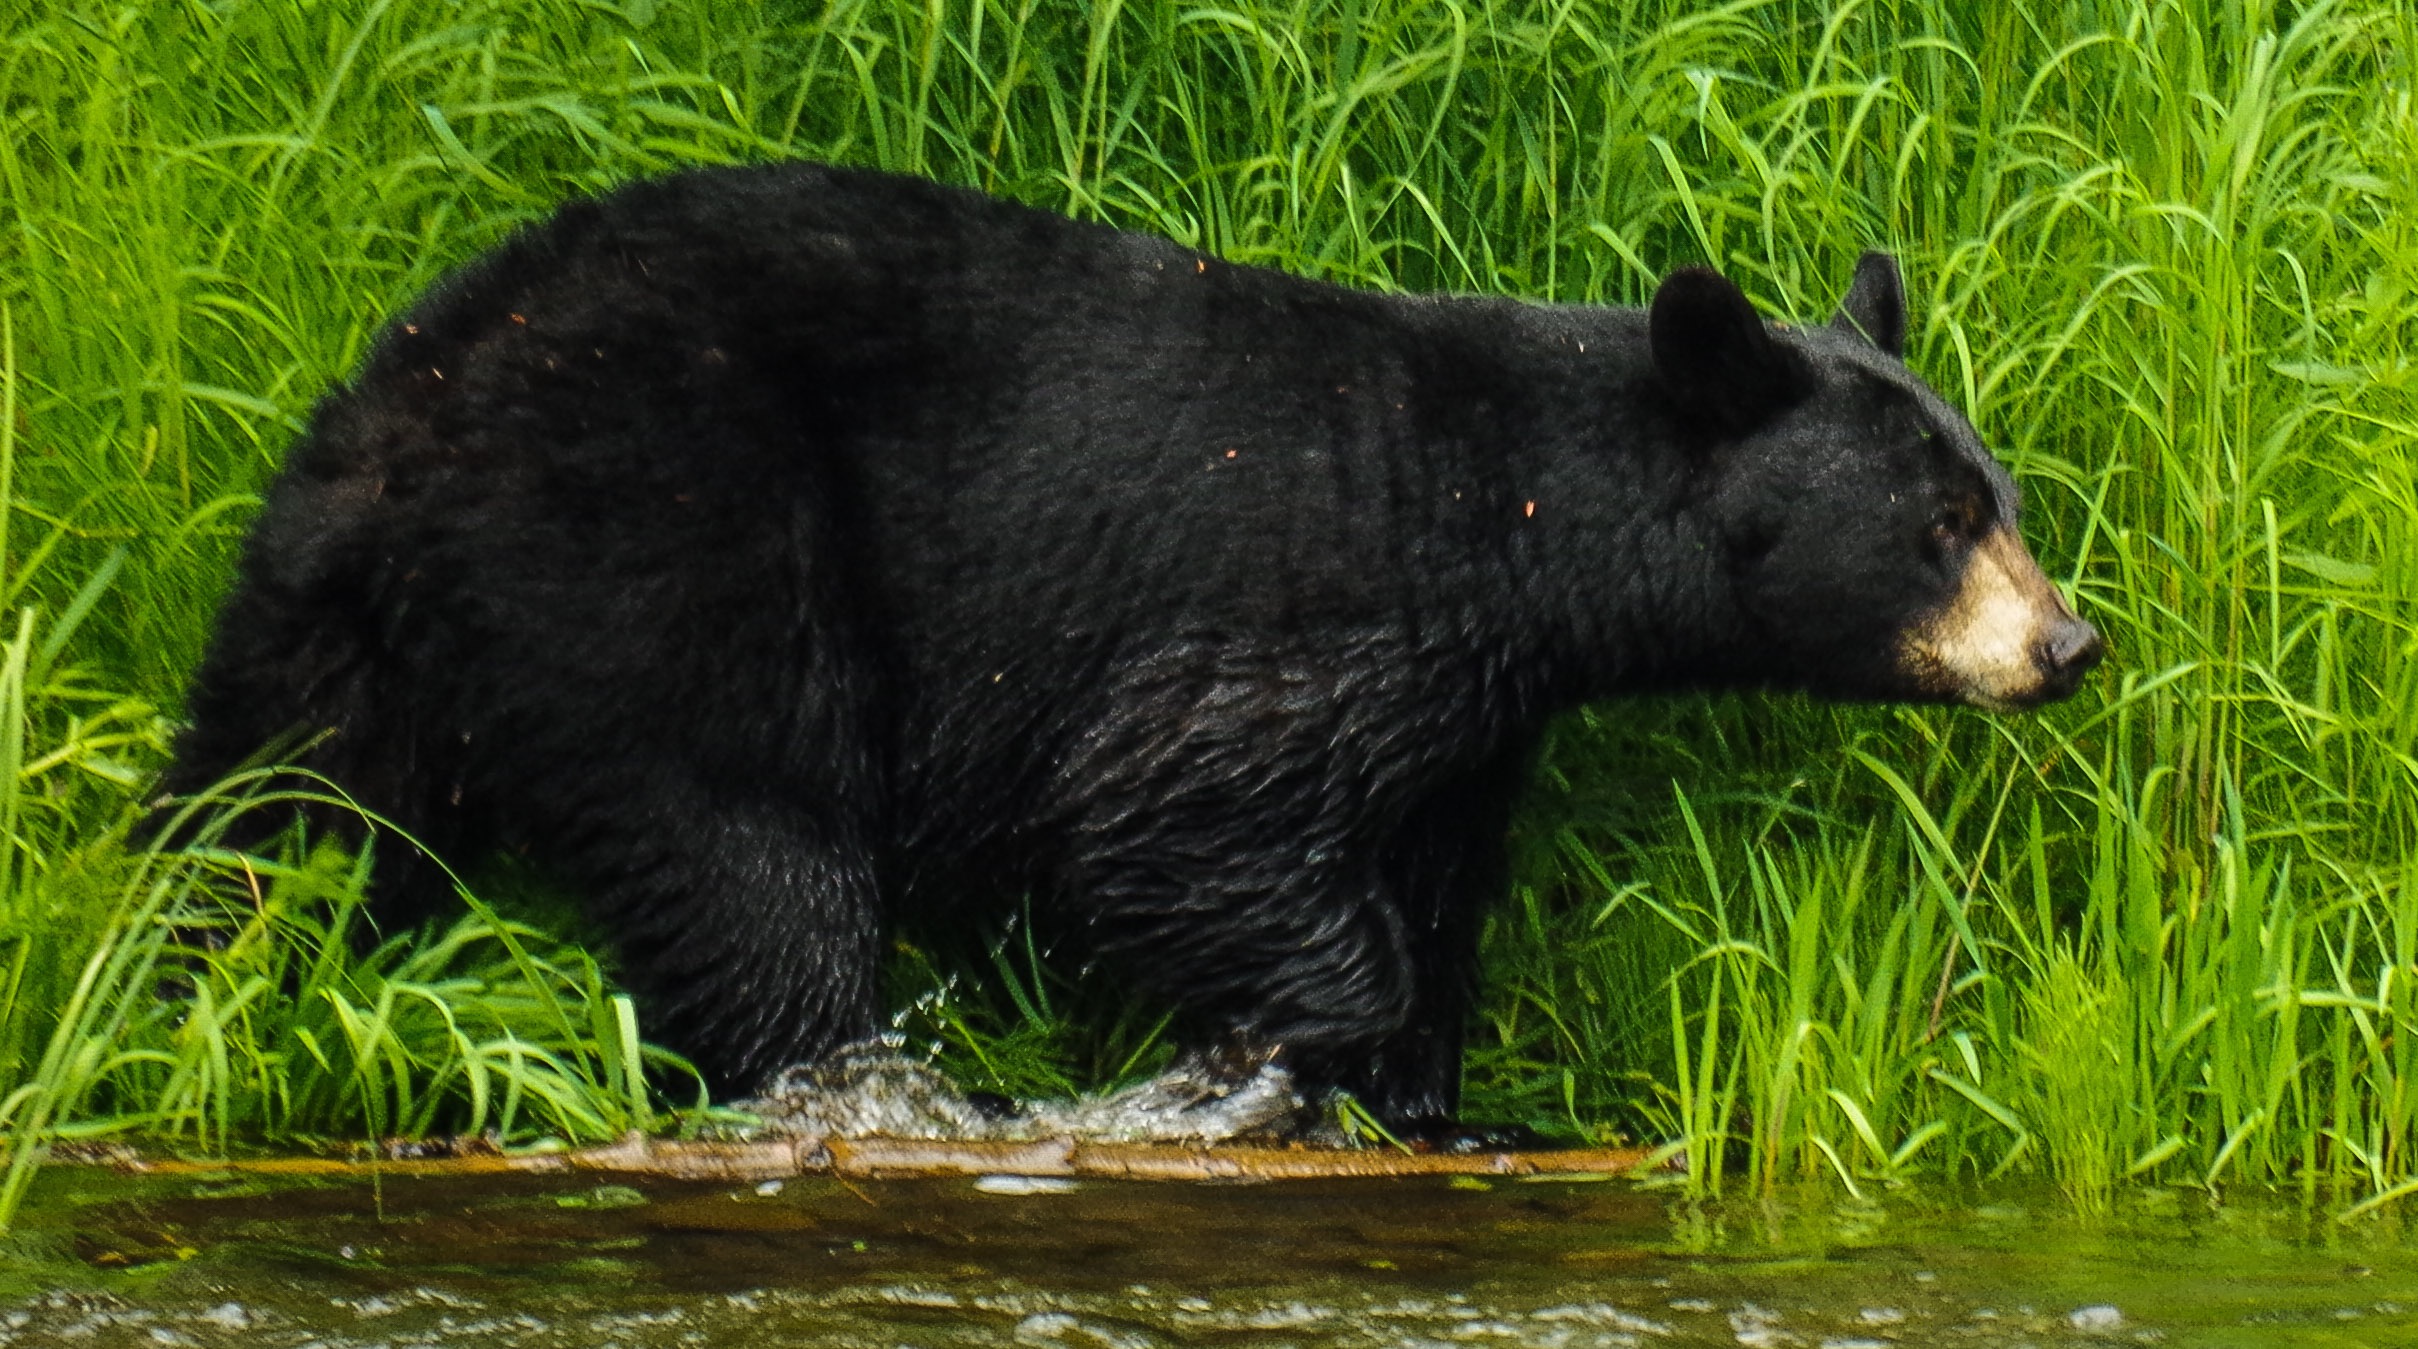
(2031, 616), (2105, 697)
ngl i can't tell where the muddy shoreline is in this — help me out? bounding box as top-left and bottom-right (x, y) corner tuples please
(73, 1135), (1655, 1184)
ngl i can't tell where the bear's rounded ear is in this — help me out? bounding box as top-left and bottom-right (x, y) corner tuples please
(1649, 267), (1806, 433)
(1830, 251), (1906, 358)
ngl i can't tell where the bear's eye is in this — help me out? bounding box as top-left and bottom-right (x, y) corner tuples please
(1928, 495), (1985, 550)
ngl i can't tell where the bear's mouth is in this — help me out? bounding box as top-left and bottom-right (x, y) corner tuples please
(1901, 526), (2103, 710)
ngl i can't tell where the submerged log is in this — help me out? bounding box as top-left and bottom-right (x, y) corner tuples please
(94, 1134), (1651, 1184)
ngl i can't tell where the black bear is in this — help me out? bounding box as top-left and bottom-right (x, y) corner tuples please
(166, 162), (2100, 1138)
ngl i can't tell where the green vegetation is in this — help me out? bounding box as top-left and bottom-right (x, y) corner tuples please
(0, 0), (2411, 1224)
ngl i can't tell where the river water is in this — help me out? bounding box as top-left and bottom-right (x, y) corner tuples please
(2, 1165), (2412, 1346)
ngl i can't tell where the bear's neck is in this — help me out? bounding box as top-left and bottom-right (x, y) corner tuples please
(1516, 465), (1745, 707)
(1416, 311), (1747, 709)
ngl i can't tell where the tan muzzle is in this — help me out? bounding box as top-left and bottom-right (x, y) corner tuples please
(1902, 526), (2103, 710)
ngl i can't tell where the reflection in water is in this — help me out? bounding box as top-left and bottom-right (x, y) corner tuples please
(4, 1167), (2414, 1346)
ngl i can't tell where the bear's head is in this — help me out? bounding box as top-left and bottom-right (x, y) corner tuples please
(1650, 253), (2103, 710)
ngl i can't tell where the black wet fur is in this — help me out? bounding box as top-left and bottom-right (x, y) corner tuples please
(164, 163), (2053, 1131)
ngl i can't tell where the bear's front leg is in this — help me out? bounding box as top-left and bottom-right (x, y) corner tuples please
(1065, 813), (1418, 1065)
(559, 792), (888, 1097)
(1290, 751), (1542, 1149)
(1044, 639), (1546, 1144)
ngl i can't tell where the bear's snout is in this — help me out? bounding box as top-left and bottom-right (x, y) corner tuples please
(1903, 526), (2102, 710)
(2029, 613), (2105, 702)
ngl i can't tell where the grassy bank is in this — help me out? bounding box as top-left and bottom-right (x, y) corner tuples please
(0, 0), (2411, 1221)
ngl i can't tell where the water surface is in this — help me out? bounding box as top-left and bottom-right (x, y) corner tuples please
(4, 1165), (2412, 1346)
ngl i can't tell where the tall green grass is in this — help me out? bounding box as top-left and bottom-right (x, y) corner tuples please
(0, 0), (2411, 1223)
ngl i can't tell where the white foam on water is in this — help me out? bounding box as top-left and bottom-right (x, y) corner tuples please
(975, 1174), (1080, 1195)
(739, 1043), (1304, 1143)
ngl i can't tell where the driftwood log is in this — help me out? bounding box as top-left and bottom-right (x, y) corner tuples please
(95, 1135), (1653, 1184)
